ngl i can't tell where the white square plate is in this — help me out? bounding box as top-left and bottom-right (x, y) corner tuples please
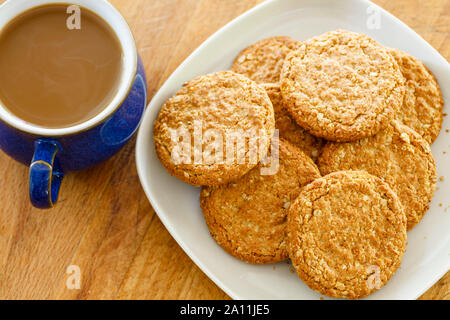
(136, 0), (450, 299)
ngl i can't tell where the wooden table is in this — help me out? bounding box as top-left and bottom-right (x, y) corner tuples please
(0, 0), (448, 300)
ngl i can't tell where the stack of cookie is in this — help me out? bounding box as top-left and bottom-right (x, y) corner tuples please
(153, 30), (443, 299)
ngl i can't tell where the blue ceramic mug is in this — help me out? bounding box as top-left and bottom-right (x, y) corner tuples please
(0, 0), (147, 209)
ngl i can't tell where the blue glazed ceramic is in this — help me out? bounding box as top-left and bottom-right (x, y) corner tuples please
(0, 0), (147, 209)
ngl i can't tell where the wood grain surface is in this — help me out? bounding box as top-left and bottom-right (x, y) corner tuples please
(0, 0), (448, 300)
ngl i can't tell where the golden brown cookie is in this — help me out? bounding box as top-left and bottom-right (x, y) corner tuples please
(232, 36), (302, 83)
(201, 139), (321, 264)
(154, 71), (275, 186)
(318, 121), (436, 230)
(389, 48), (444, 144)
(262, 83), (324, 161)
(288, 170), (407, 299)
(280, 30), (405, 142)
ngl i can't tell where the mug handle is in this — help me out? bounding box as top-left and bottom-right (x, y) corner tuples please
(29, 139), (64, 209)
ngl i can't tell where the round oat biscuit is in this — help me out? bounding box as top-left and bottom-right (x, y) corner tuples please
(388, 48), (444, 144)
(280, 30), (405, 142)
(287, 170), (407, 299)
(201, 139), (321, 264)
(318, 121), (437, 230)
(262, 83), (324, 161)
(232, 36), (302, 83)
(153, 71), (275, 186)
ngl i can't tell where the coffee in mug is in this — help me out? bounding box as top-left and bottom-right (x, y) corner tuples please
(0, 4), (123, 128)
